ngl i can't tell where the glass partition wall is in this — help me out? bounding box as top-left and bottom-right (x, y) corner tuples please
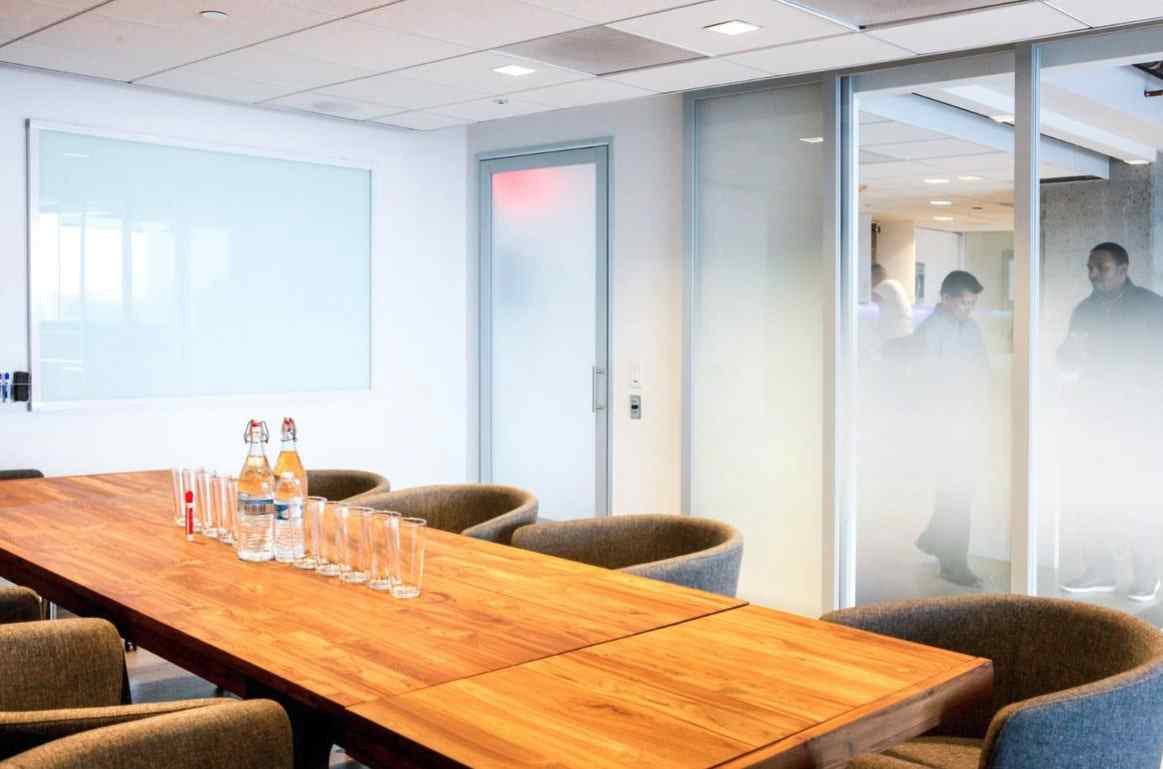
(688, 19), (1163, 621)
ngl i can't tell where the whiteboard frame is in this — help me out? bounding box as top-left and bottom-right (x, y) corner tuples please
(26, 118), (375, 413)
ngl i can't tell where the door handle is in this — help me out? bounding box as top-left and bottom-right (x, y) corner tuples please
(592, 366), (606, 412)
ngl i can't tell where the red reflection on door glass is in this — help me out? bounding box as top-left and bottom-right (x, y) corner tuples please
(492, 167), (565, 214)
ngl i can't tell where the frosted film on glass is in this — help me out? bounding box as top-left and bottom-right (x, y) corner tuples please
(31, 127), (371, 404)
(490, 163), (597, 520)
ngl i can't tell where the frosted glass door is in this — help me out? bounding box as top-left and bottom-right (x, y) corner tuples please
(480, 148), (608, 519)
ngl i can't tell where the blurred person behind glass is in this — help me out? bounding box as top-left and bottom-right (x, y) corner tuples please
(1057, 242), (1163, 602)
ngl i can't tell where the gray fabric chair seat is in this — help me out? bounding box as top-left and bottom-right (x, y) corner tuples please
(823, 594), (1163, 769)
(304, 470), (389, 503)
(510, 514), (743, 596)
(0, 470), (44, 481)
(359, 484), (537, 544)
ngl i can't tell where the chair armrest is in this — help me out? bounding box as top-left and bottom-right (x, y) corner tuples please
(462, 504), (538, 545)
(0, 619), (125, 712)
(2, 699), (292, 769)
(0, 699), (227, 761)
(0, 588), (42, 624)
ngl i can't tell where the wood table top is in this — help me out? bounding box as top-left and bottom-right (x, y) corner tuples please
(0, 471), (992, 769)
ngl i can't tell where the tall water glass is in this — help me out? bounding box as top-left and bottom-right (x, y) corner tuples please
(340, 506), (372, 584)
(212, 475), (235, 544)
(297, 497), (325, 570)
(391, 517), (427, 599)
(170, 468), (188, 526)
(194, 469), (217, 539)
(180, 468), (198, 531)
(317, 502), (345, 576)
(368, 512), (399, 591)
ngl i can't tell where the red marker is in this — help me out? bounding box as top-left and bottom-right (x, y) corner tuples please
(185, 489), (195, 541)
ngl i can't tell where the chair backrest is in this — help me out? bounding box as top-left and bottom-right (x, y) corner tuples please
(822, 594), (1163, 750)
(0, 470), (44, 481)
(359, 484), (538, 544)
(510, 515), (743, 596)
(304, 470), (389, 503)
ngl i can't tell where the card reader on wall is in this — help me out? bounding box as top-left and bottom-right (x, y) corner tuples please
(12, 371), (30, 402)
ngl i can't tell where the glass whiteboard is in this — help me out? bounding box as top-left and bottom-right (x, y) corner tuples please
(29, 124), (372, 407)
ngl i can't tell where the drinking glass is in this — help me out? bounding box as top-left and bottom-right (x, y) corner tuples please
(170, 468), (188, 526)
(213, 475), (236, 544)
(391, 517), (427, 599)
(180, 468), (197, 531)
(297, 496), (326, 570)
(316, 502), (345, 576)
(340, 506), (373, 584)
(195, 469), (216, 539)
(368, 512), (399, 591)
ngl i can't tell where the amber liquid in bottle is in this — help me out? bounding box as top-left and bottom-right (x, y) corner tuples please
(273, 416), (307, 497)
(237, 419), (275, 562)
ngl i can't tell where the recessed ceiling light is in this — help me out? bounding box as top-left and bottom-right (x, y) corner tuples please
(704, 19), (761, 35)
(933, 216), (954, 222)
(199, 9), (228, 20)
(930, 200), (953, 206)
(1126, 159), (1151, 165)
(493, 64), (536, 77)
(958, 175), (983, 181)
(990, 114), (1014, 123)
(799, 136), (824, 144)
(923, 178), (949, 185)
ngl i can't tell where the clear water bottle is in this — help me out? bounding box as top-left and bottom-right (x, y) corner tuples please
(273, 472), (304, 563)
(237, 419), (275, 562)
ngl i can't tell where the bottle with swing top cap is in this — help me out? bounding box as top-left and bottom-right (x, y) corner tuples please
(236, 419), (275, 562)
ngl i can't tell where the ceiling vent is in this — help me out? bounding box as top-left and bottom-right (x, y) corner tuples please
(501, 26), (702, 76)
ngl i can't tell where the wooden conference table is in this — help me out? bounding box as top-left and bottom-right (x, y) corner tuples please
(0, 472), (992, 769)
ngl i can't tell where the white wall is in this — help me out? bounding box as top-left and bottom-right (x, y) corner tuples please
(0, 65), (469, 486)
(876, 221), (916, 304)
(466, 95), (685, 517)
(914, 227), (962, 305)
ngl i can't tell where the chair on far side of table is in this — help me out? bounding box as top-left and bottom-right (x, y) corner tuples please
(823, 594), (1163, 769)
(305, 470), (389, 504)
(511, 515), (743, 597)
(0, 470), (44, 481)
(360, 484), (537, 545)
(0, 588), (42, 624)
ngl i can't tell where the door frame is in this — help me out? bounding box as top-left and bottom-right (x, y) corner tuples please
(475, 140), (612, 518)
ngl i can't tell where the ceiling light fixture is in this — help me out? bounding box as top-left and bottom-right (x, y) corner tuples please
(923, 178), (949, 184)
(493, 64), (536, 77)
(990, 114), (1014, 123)
(930, 200), (953, 206)
(958, 175), (983, 181)
(704, 19), (761, 35)
(1126, 159), (1151, 165)
(933, 216), (954, 222)
(799, 136), (824, 144)
(199, 9), (228, 20)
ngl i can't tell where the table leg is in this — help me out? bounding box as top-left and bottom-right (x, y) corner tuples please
(243, 683), (336, 769)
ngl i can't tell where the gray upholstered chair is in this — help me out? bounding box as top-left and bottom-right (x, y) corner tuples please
(822, 594), (1163, 769)
(0, 470), (44, 481)
(510, 515), (743, 596)
(360, 484), (537, 544)
(0, 618), (249, 762)
(0, 699), (291, 769)
(305, 469), (389, 504)
(0, 588), (42, 624)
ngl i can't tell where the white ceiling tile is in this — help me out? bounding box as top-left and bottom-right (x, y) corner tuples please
(374, 110), (471, 130)
(266, 90), (395, 118)
(515, 77), (654, 107)
(432, 96), (554, 121)
(258, 17), (470, 73)
(515, 0), (703, 23)
(859, 120), (948, 145)
(352, 0), (592, 49)
(277, 0), (395, 15)
(1045, 0), (1163, 27)
(727, 32), (911, 75)
(168, 47), (375, 92)
(606, 57), (764, 92)
(399, 50), (591, 95)
(609, 0), (852, 57)
(136, 68), (298, 103)
(872, 137), (998, 160)
(321, 72), (487, 109)
(867, 2), (1085, 55)
(0, 1), (103, 45)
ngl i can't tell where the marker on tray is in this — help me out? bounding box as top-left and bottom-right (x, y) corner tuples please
(185, 489), (195, 541)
